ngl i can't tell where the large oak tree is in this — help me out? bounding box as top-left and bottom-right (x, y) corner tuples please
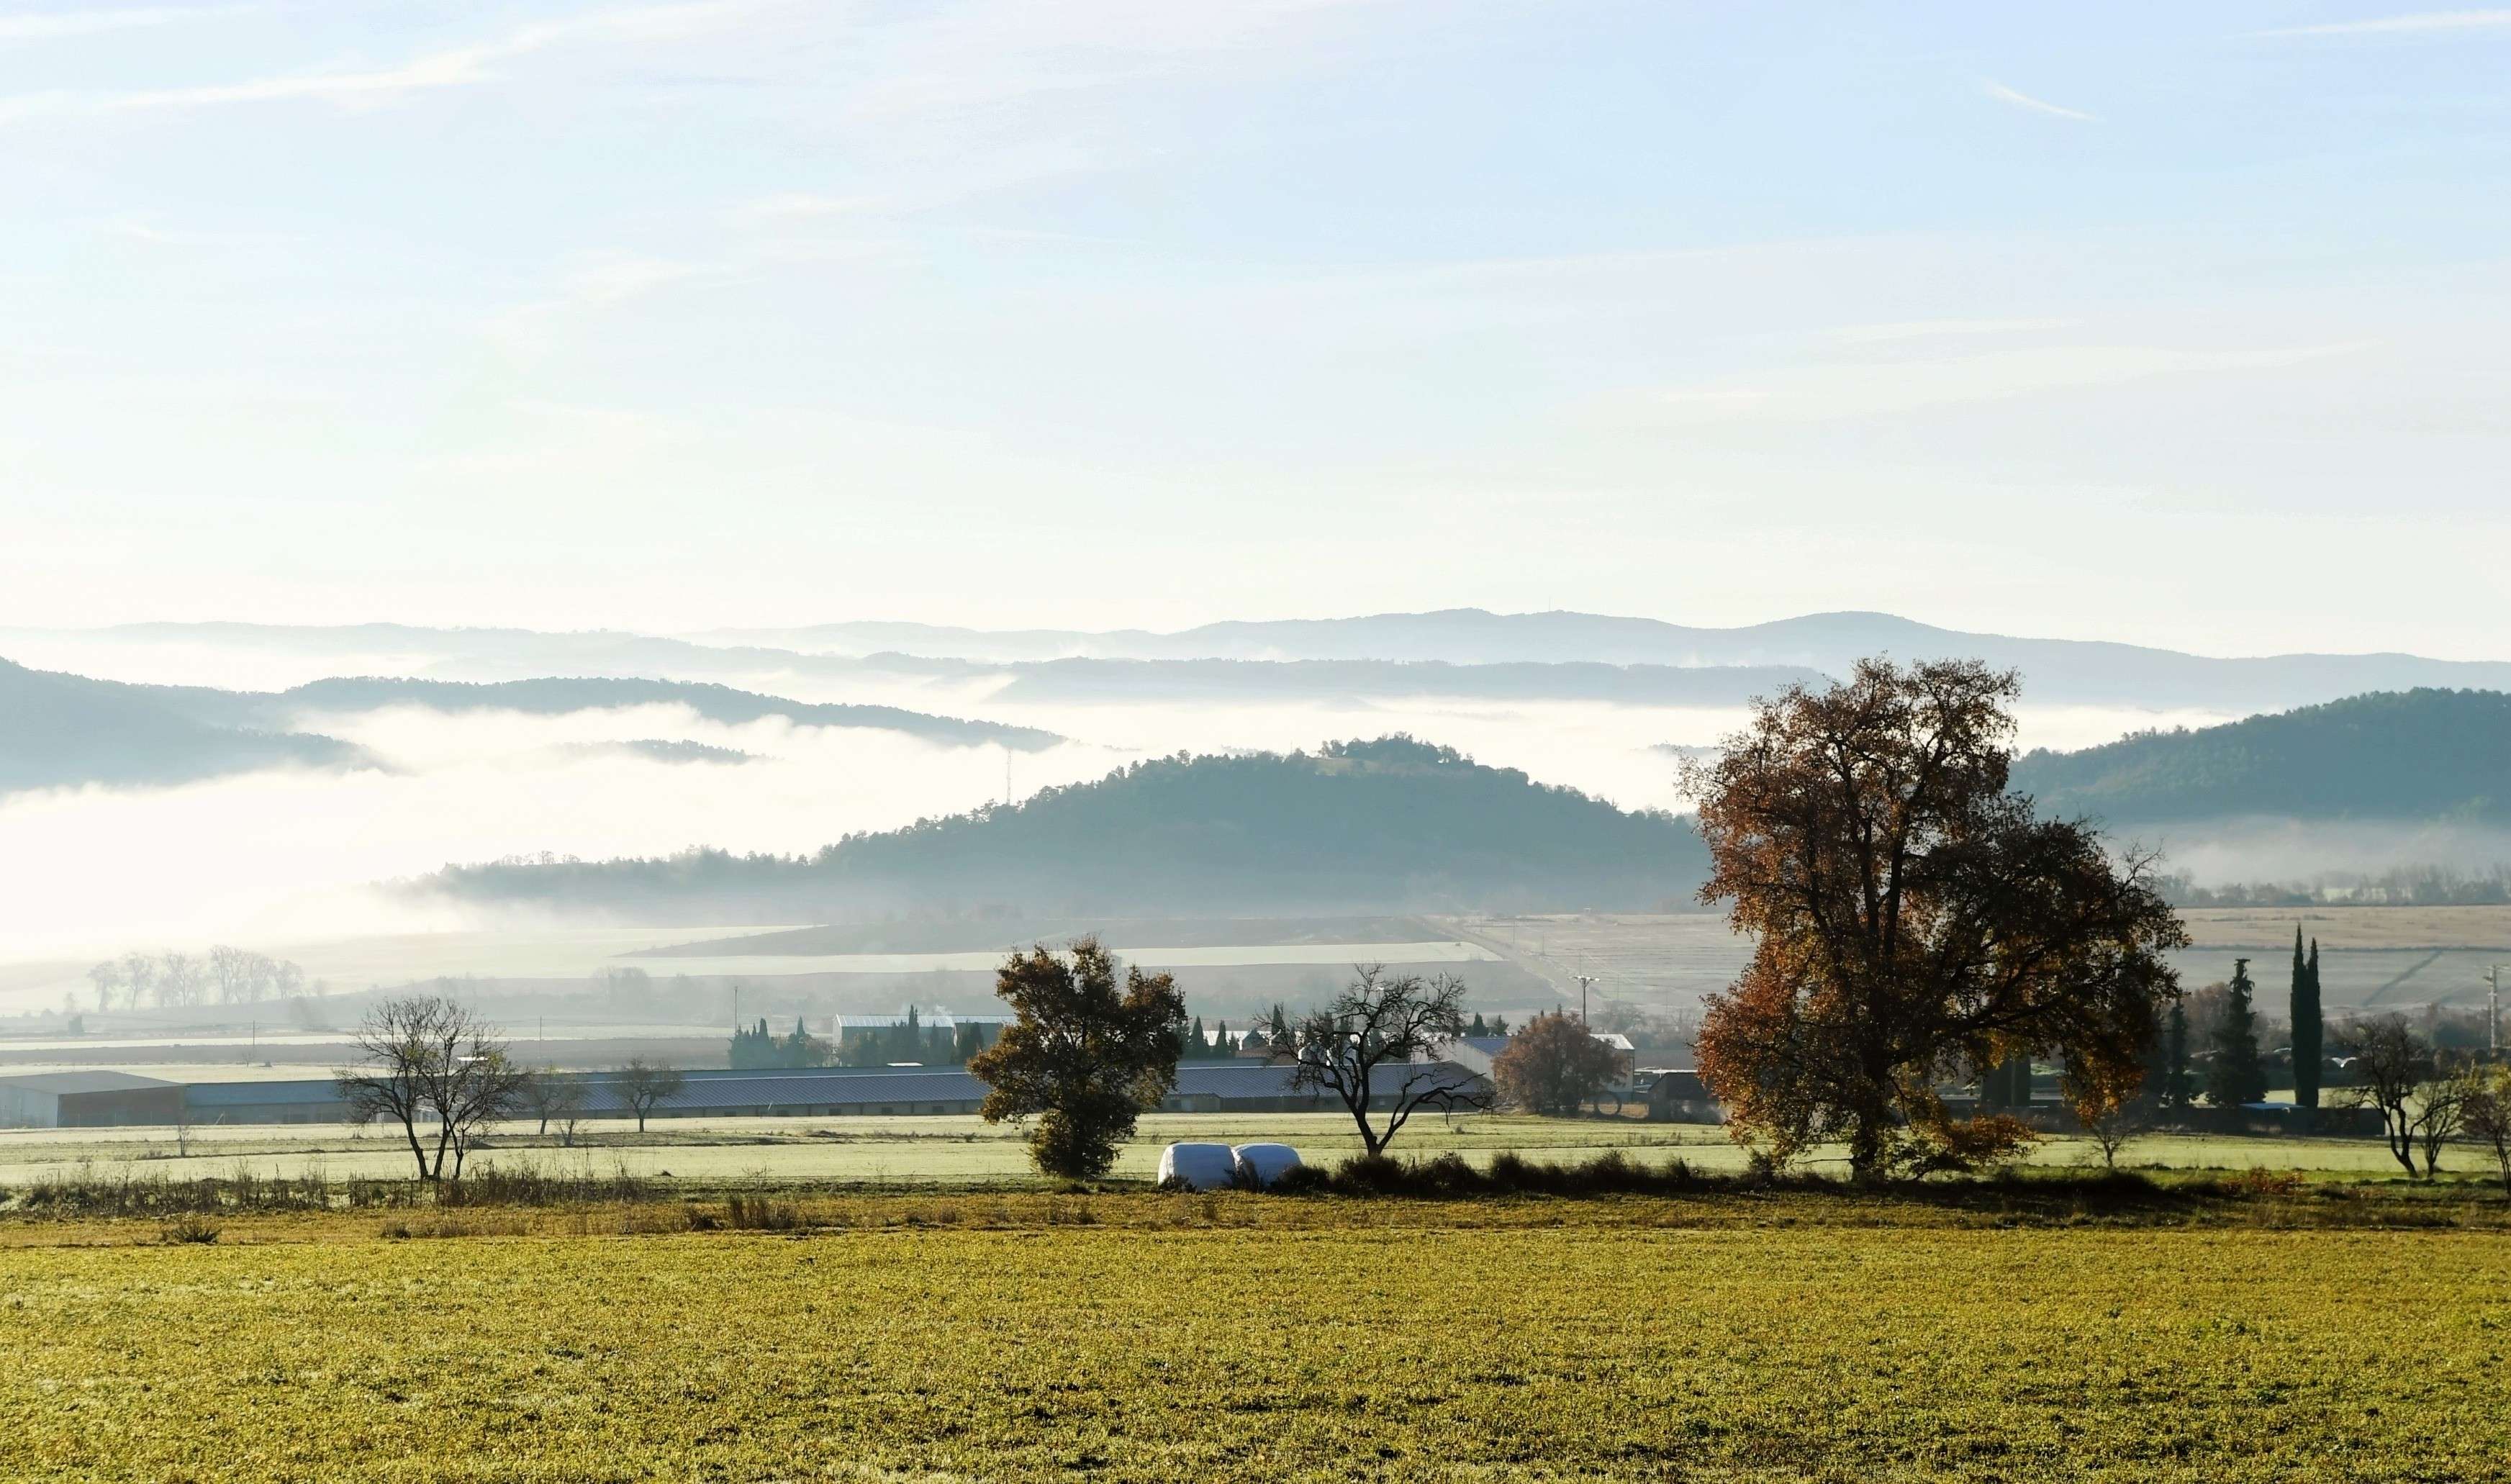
(969, 937), (1186, 1180)
(1685, 658), (2186, 1181)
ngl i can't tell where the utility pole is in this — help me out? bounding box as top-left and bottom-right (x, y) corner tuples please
(1574, 974), (1598, 1026)
(2489, 964), (2503, 1056)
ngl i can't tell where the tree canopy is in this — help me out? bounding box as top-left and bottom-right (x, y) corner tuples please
(969, 938), (1185, 1180)
(1687, 658), (2187, 1180)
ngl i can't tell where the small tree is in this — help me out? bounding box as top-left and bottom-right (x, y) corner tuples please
(2343, 1015), (2429, 1178)
(518, 1069), (587, 1139)
(1491, 1011), (1621, 1116)
(335, 994), (525, 1182)
(968, 938), (1185, 1180)
(2459, 1064), (2511, 1198)
(2204, 958), (2269, 1110)
(615, 1058), (685, 1134)
(2412, 1059), (2473, 1180)
(1287, 967), (1489, 1157)
(2064, 1056), (2147, 1169)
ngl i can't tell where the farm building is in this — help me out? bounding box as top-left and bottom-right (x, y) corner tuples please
(0, 1071), (186, 1128)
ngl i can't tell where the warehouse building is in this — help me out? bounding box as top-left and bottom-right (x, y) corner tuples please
(168, 1059), (1485, 1126)
(0, 1071), (186, 1128)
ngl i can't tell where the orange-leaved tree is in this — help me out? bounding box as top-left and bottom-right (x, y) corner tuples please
(1683, 658), (2185, 1182)
(1492, 1011), (1624, 1116)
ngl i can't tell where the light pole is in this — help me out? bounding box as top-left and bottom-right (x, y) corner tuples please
(1574, 974), (1598, 1026)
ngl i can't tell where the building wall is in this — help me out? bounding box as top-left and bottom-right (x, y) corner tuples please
(61, 1086), (187, 1127)
(0, 1085), (63, 1128)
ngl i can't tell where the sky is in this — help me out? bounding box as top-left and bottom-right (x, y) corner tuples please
(4, 1), (2507, 657)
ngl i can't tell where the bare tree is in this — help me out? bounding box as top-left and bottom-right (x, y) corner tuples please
(207, 944), (254, 1005)
(157, 951), (205, 1008)
(2413, 1060), (2474, 1180)
(615, 1057), (685, 1134)
(518, 1069), (588, 1140)
(335, 994), (525, 1181)
(85, 961), (124, 1014)
(2342, 1015), (2429, 1179)
(119, 951), (156, 1011)
(1287, 967), (1489, 1157)
(2461, 1064), (2511, 1198)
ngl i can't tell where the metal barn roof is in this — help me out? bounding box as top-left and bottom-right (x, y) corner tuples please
(0, 1071), (178, 1095)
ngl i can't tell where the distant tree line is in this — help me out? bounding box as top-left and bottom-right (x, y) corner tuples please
(2158, 864), (2511, 908)
(85, 946), (322, 1012)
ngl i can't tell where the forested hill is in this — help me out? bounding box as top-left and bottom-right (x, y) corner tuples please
(417, 737), (1709, 920)
(243, 677), (1057, 750)
(0, 658), (368, 795)
(2011, 689), (2511, 823)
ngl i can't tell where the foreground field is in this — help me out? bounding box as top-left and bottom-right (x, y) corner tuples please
(4, 1194), (2506, 1482)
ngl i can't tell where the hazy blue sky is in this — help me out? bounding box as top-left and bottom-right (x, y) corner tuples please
(4, 2), (2506, 654)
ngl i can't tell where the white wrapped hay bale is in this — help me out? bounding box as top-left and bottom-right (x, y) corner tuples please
(1157, 1141), (1240, 1190)
(1231, 1142), (1303, 1188)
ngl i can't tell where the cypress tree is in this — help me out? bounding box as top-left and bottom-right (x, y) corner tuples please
(2206, 958), (2269, 1108)
(2292, 930), (2324, 1111)
(1189, 1015), (1207, 1059)
(2163, 999), (2193, 1111)
(1213, 1020), (1231, 1057)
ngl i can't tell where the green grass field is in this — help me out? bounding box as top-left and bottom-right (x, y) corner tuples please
(4, 1191), (2507, 1482)
(0, 1111), (2476, 1191)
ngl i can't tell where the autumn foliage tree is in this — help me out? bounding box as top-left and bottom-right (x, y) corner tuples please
(1684, 658), (2187, 1182)
(1492, 1011), (1623, 1116)
(969, 937), (1186, 1180)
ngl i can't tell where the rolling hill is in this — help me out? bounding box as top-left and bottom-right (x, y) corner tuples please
(0, 663), (1058, 795)
(0, 658), (369, 795)
(2011, 689), (2511, 824)
(413, 736), (1709, 921)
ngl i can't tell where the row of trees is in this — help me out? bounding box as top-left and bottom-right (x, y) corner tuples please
(2160, 865), (2511, 909)
(85, 947), (320, 1011)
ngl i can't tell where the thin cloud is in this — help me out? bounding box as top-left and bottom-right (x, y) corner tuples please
(2258, 9), (2511, 36)
(0, 5), (255, 43)
(1983, 81), (2099, 122)
(0, 0), (768, 119)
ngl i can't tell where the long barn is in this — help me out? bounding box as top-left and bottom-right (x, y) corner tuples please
(173, 1061), (1484, 1126)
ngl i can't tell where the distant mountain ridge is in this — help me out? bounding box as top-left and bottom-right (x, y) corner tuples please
(2011, 688), (2511, 825)
(24, 610), (2498, 712)
(414, 736), (1709, 920)
(688, 609), (2511, 709)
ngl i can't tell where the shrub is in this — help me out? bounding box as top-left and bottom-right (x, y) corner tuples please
(723, 1195), (800, 1231)
(158, 1215), (221, 1245)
